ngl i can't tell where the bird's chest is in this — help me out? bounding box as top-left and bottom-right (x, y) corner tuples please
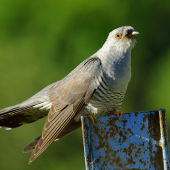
(73, 88), (126, 122)
(101, 50), (131, 90)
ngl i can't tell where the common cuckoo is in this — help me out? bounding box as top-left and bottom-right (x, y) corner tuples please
(0, 26), (139, 164)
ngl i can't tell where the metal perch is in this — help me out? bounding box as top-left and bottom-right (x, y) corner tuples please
(81, 109), (169, 170)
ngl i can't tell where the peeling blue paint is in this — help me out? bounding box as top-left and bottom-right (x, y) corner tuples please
(81, 109), (169, 170)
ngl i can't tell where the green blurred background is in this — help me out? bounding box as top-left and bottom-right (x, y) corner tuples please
(0, 0), (170, 169)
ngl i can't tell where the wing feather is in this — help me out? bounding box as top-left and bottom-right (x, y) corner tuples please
(23, 121), (81, 153)
(29, 105), (74, 163)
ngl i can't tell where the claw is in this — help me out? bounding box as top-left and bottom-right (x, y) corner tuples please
(112, 111), (123, 119)
(88, 114), (97, 125)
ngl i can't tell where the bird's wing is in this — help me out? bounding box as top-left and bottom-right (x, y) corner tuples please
(23, 121), (81, 153)
(0, 83), (57, 129)
(29, 57), (103, 164)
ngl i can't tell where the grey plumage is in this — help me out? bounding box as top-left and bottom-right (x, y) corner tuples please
(0, 26), (139, 164)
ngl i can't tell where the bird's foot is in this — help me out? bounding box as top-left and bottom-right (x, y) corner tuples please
(112, 110), (123, 119)
(88, 114), (97, 125)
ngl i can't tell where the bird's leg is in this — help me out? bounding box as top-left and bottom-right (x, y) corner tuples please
(88, 114), (97, 125)
(112, 110), (123, 119)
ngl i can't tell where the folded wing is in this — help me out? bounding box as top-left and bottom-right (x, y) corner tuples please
(29, 57), (103, 164)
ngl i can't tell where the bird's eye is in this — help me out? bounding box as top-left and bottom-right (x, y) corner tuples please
(115, 33), (122, 39)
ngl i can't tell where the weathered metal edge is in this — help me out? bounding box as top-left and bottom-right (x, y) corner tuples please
(159, 109), (170, 170)
(81, 116), (89, 170)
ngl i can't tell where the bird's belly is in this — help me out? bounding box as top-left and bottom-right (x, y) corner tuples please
(74, 89), (126, 122)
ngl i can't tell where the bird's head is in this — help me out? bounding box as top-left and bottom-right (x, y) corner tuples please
(103, 26), (140, 53)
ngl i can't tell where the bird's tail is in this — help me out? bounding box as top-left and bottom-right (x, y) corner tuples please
(0, 82), (56, 129)
(0, 101), (49, 129)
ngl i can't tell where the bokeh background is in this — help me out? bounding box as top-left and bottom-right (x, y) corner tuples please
(0, 0), (170, 170)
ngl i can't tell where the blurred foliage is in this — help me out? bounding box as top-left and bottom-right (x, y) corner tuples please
(0, 0), (170, 169)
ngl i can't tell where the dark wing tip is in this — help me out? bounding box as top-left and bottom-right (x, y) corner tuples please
(23, 135), (41, 153)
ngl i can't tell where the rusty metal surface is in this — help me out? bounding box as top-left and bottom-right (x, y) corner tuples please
(81, 109), (169, 170)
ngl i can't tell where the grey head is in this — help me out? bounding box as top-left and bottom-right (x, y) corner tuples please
(101, 26), (140, 53)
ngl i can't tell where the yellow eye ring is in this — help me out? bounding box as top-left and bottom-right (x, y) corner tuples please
(115, 33), (122, 39)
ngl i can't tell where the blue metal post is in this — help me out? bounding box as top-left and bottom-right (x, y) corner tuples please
(81, 109), (170, 170)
